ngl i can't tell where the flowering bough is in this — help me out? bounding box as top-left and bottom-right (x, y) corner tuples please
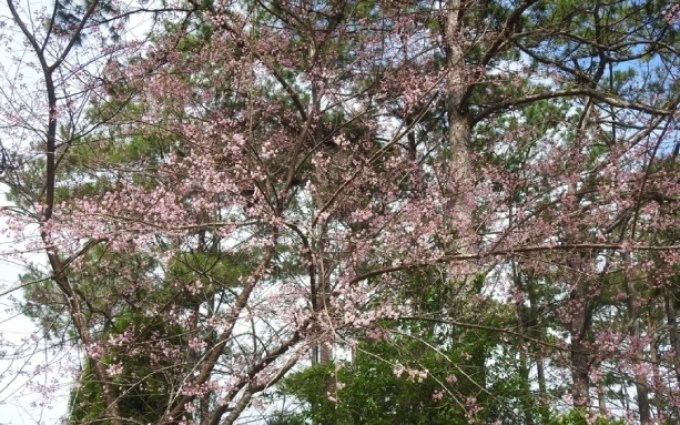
(1, 0), (679, 424)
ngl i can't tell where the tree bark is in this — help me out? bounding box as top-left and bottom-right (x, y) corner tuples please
(445, 0), (473, 187)
(624, 260), (651, 425)
(568, 273), (593, 411)
(664, 289), (680, 384)
(570, 337), (591, 410)
(648, 315), (664, 424)
(526, 275), (549, 421)
(597, 380), (608, 417)
(444, 0), (476, 267)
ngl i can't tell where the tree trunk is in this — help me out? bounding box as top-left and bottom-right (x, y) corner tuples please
(517, 332), (535, 425)
(445, 0), (475, 262)
(570, 337), (591, 410)
(446, 0), (472, 187)
(664, 288), (680, 384)
(567, 266), (593, 411)
(624, 266), (651, 425)
(648, 315), (664, 424)
(597, 380), (608, 417)
(526, 276), (549, 421)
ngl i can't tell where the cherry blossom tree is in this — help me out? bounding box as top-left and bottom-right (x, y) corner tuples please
(1, 0), (679, 424)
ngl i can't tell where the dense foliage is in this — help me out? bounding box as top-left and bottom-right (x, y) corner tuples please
(1, 0), (679, 424)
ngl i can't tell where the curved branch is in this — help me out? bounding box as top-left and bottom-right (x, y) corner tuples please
(472, 88), (678, 125)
